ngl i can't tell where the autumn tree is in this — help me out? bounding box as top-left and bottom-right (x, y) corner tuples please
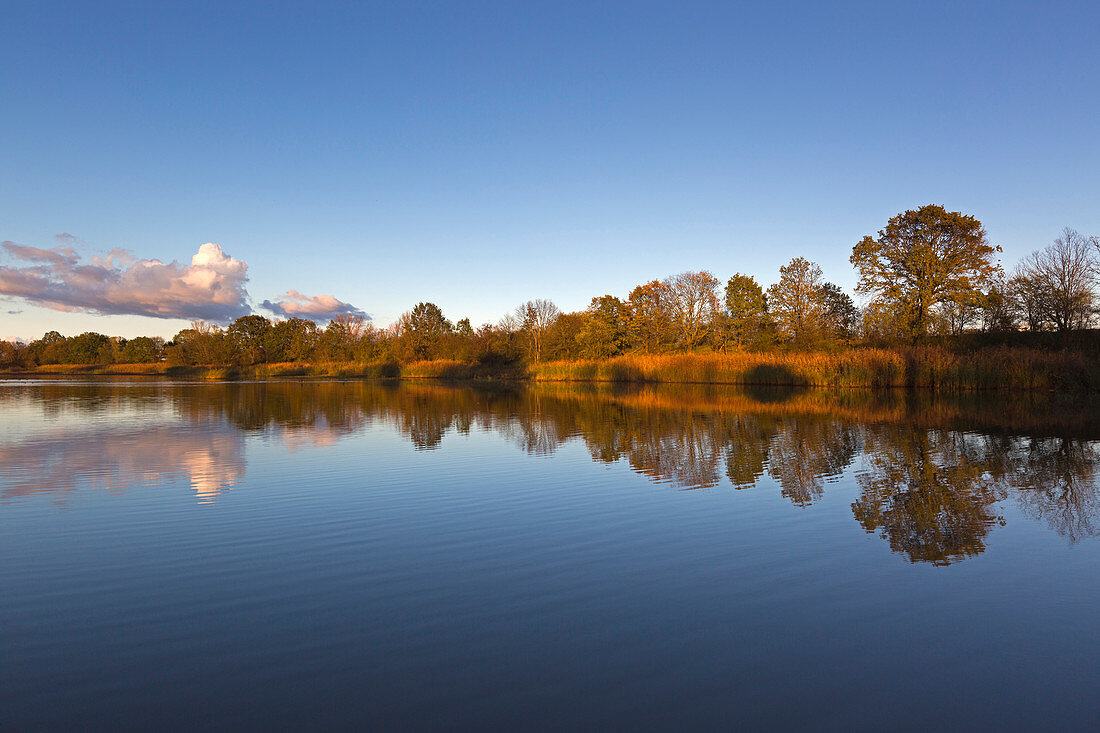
(934, 298), (978, 335)
(853, 425), (1007, 565)
(851, 204), (1001, 339)
(0, 339), (21, 368)
(723, 273), (768, 348)
(542, 312), (585, 361)
(860, 299), (909, 343)
(767, 257), (826, 343)
(628, 279), (675, 353)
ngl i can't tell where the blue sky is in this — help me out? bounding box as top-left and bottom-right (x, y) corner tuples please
(2, 0), (1098, 339)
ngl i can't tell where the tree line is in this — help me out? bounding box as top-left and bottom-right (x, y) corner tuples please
(3, 204), (1098, 369)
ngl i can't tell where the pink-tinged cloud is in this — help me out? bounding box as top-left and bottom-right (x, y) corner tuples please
(0, 241), (250, 322)
(262, 289), (368, 322)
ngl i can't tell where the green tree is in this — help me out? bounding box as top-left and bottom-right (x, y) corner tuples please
(851, 204), (1001, 339)
(33, 331), (65, 364)
(119, 336), (165, 363)
(577, 295), (630, 358)
(228, 315), (273, 363)
(819, 282), (860, 343)
(265, 317), (321, 362)
(65, 332), (113, 364)
(723, 273), (768, 348)
(398, 302), (452, 360)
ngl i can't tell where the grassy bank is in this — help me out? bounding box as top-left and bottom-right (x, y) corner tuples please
(0, 359), (521, 381)
(530, 347), (1100, 391)
(4, 346), (1098, 391)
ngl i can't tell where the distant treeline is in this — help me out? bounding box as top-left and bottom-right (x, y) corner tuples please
(3, 205), (1098, 371)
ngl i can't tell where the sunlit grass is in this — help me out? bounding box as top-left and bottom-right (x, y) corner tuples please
(531, 347), (1100, 391)
(8, 347), (1099, 391)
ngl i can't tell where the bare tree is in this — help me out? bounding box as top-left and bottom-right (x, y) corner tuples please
(1016, 228), (1097, 332)
(669, 271), (720, 349)
(515, 299), (560, 362)
(1008, 263), (1051, 331)
(331, 313), (367, 342)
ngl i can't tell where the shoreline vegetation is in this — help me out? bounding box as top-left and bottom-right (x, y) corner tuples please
(4, 207), (1098, 391)
(3, 343), (1099, 391)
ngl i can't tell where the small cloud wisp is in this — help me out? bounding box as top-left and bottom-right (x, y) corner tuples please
(262, 290), (369, 322)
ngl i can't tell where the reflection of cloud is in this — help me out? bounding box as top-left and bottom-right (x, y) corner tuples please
(0, 241), (250, 322)
(261, 289), (368, 322)
(0, 424), (245, 505)
(278, 425), (348, 452)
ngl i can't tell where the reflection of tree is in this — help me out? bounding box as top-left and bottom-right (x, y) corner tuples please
(853, 428), (1007, 565)
(724, 415), (775, 489)
(766, 418), (859, 506)
(628, 416), (724, 489)
(7, 381), (1100, 560)
(1011, 437), (1100, 543)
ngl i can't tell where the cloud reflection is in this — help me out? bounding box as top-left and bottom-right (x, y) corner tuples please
(2, 382), (1099, 562)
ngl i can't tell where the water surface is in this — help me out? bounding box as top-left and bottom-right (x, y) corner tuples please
(2, 380), (1099, 730)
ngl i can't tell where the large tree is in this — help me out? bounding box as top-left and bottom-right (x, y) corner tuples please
(767, 257), (826, 343)
(228, 314), (273, 363)
(851, 204), (1001, 338)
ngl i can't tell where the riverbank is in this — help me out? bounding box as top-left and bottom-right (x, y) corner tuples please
(3, 346), (1098, 391)
(531, 347), (1100, 391)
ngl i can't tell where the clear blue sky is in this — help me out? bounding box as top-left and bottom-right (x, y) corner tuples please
(2, 0), (1098, 340)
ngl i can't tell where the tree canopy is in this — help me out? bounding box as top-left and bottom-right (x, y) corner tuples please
(851, 204), (1001, 338)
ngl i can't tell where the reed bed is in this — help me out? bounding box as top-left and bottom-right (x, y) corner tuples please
(531, 347), (1100, 391)
(7, 346), (1098, 391)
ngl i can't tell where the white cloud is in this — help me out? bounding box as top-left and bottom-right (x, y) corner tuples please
(262, 289), (368, 322)
(0, 241), (251, 322)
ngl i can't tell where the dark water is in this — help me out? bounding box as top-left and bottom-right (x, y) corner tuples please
(2, 379), (1099, 730)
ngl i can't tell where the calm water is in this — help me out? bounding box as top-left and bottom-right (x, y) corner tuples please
(2, 379), (1099, 730)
